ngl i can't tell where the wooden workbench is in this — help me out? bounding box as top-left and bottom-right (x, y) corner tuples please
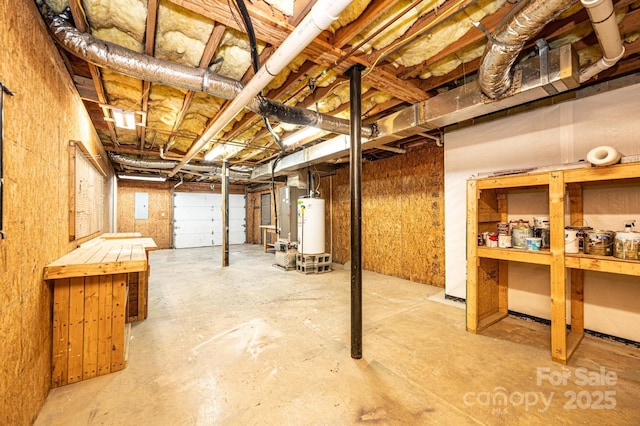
(44, 234), (156, 387)
(259, 225), (278, 253)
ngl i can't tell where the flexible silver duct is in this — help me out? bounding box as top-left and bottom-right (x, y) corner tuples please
(252, 43), (580, 180)
(44, 10), (372, 138)
(109, 153), (251, 179)
(478, 0), (578, 99)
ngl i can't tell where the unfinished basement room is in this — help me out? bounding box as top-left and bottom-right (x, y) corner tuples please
(2, 0), (640, 424)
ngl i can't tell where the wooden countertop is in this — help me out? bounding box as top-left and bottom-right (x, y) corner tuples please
(44, 234), (157, 280)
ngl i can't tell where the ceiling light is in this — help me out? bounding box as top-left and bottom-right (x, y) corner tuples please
(204, 144), (226, 162)
(112, 108), (137, 130)
(282, 127), (322, 146)
(117, 173), (166, 182)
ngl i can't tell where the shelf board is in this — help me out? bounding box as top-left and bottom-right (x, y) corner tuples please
(565, 254), (640, 276)
(564, 163), (640, 184)
(476, 173), (549, 190)
(477, 247), (552, 265)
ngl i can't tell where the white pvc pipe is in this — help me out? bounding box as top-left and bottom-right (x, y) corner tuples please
(169, 0), (353, 177)
(579, 0), (625, 83)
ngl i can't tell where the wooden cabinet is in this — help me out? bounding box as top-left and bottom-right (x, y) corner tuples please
(466, 163), (640, 364)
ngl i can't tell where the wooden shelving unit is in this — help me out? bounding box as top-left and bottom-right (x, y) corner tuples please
(466, 163), (640, 364)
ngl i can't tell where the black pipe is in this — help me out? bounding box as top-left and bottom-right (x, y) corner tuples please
(234, 0), (259, 73)
(347, 64), (365, 359)
(0, 82), (14, 240)
(222, 160), (229, 267)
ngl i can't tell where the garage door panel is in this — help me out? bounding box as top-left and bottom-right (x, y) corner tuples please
(173, 192), (245, 248)
(174, 233), (213, 248)
(174, 193), (220, 207)
(230, 231), (246, 245)
(174, 220), (215, 235)
(174, 206), (217, 221)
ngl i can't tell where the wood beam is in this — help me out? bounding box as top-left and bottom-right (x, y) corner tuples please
(333, 0), (400, 49)
(395, 1), (513, 79)
(170, 0), (428, 103)
(69, 0), (119, 146)
(241, 45), (275, 83)
(138, 0), (159, 150)
(166, 24), (226, 151)
(289, 0), (316, 27)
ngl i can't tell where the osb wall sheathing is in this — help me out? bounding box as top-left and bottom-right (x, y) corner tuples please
(246, 183), (284, 244)
(0, 1), (114, 423)
(117, 181), (245, 249)
(319, 143), (445, 287)
(117, 181), (173, 249)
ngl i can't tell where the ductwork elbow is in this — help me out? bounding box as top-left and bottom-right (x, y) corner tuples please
(478, 0), (578, 99)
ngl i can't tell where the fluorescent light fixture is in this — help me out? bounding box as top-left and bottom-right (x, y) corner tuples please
(117, 173), (166, 182)
(112, 108), (136, 130)
(282, 126), (321, 147)
(204, 144), (226, 162)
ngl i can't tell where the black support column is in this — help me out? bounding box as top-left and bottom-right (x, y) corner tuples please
(222, 159), (229, 267)
(347, 64), (364, 359)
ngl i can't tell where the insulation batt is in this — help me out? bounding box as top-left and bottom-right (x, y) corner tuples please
(329, 0), (372, 33)
(155, 1), (215, 67)
(101, 69), (142, 110)
(352, 0), (443, 53)
(390, 0), (506, 68)
(84, 0), (147, 45)
(210, 29), (266, 80)
(420, 41), (486, 79)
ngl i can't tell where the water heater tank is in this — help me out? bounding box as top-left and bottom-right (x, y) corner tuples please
(297, 198), (325, 254)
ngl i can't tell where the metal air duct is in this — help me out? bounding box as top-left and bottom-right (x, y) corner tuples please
(251, 44), (580, 180)
(168, 0), (356, 176)
(109, 153), (251, 180)
(43, 9), (371, 140)
(478, 0), (578, 99)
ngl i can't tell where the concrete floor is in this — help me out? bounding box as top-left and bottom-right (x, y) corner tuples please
(36, 245), (640, 425)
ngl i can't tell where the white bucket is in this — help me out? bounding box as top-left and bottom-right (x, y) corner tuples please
(565, 229), (579, 254)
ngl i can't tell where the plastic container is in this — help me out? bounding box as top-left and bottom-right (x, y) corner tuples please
(526, 237), (542, 251)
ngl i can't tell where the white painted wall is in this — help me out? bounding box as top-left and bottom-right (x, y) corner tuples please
(444, 82), (640, 341)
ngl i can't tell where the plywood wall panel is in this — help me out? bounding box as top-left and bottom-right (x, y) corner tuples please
(320, 144), (445, 287)
(0, 1), (114, 422)
(116, 183), (173, 249)
(246, 184), (284, 245)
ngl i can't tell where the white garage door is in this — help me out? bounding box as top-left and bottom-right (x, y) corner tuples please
(173, 192), (246, 248)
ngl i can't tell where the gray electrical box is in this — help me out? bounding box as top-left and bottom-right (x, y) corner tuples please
(278, 186), (308, 242)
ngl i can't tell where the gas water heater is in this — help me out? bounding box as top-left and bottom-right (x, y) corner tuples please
(297, 197), (325, 254)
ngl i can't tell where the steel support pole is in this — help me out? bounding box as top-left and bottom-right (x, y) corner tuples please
(347, 64), (364, 359)
(222, 159), (229, 267)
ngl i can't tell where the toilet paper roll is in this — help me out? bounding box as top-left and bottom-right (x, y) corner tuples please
(586, 145), (622, 166)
